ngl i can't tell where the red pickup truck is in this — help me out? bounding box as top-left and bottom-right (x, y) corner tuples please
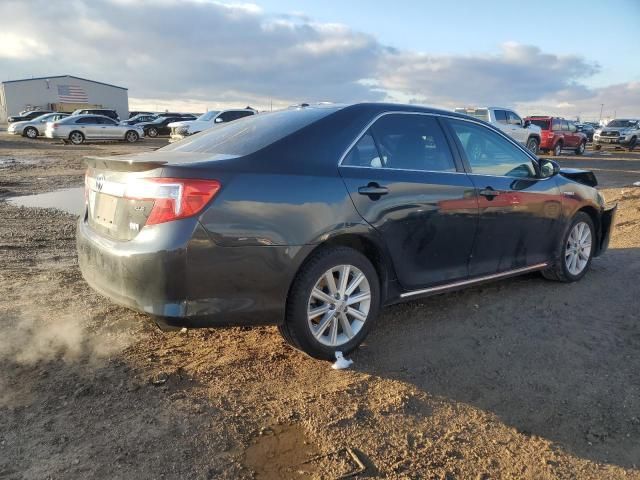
(525, 116), (588, 156)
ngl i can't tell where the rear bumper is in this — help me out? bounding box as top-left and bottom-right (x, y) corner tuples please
(77, 216), (307, 327)
(596, 203), (617, 257)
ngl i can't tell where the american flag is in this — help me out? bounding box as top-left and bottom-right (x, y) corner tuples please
(57, 84), (88, 103)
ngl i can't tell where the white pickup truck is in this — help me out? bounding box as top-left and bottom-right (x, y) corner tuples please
(454, 107), (542, 154)
(168, 108), (257, 143)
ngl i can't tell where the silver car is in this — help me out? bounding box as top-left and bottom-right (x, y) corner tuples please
(45, 114), (144, 145)
(7, 112), (69, 139)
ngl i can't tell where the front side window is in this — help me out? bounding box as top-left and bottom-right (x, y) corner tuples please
(568, 122), (577, 133)
(552, 119), (562, 131)
(346, 114), (456, 172)
(506, 111), (522, 126)
(448, 119), (536, 178)
(494, 110), (508, 124)
(561, 120), (569, 131)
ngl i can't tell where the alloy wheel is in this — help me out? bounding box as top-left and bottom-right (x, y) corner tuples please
(307, 264), (371, 347)
(126, 131), (138, 142)
(554, 143), (562, 156)
(70, 132), (84, 144)
(25, 127), (37, 139)
(565, 221), (592, 275)
(579, 142), (585, 154)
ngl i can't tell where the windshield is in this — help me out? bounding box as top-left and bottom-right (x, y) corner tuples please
(197, 111), (220, 122)
(32, 113), (53, 121)
(162, 107), (339, 157)
(606, 120), (638, 128)
(455, 108), (490, 122)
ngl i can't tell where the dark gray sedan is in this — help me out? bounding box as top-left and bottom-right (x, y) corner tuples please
(77, 103), (616, 359)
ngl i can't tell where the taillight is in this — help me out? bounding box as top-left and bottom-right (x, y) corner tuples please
(124, 178), (221, 225)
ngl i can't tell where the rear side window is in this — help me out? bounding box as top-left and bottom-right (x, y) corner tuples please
(163, 107), (338, 156)
(448, 119), (535, 178)
(345, 114), (456, 172)
(530, 119), (550, 130)
(494, 110), (508, 124)
(76, 116), (97, 124)
(552, 119), (562, 131)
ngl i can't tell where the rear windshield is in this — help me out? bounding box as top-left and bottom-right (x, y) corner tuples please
(455, 108), (490, 122)
(529, 119), (550, 129)
(606, 119), (638, 128)
(162, 107), (340, 156)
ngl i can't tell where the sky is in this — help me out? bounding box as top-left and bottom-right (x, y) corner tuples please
(1, 0), (639, 120)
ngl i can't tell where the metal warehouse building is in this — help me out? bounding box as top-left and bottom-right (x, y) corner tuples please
(0, 74), (129, 123)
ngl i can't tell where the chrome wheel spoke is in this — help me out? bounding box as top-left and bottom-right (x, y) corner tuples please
(338, 265), (350, 295)
(324, 270), (338, 295)
(347, 307), (367, 322)
(312, 287), (334, 304)
(345, 272), (365, 296)
(347, 291), (371, 305)
(314, 311), (336, 339)
(308, 304), (330, 320)
(339, 312), (354, 339)
(329, 317), (338, 345)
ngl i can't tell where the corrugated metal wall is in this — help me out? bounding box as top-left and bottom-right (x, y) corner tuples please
(1, 76), (129, 122)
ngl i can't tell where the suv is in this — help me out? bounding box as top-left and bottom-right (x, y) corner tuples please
(71, 109), (120, 122)
(169, 108), (257, 143)
(593, 119), (639, 151)
(454, 107), (542, 154)
(526, 116), (588, 156)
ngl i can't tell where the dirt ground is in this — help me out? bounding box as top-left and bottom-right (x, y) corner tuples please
(1, 132), (639, 480)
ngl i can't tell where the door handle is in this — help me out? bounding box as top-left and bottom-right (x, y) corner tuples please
(358, 183), (389, 197)
(478, 187), (500, 198)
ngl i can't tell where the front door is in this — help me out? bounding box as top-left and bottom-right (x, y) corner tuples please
(444, 118), (563, 276)
(339, 113), (479, 289)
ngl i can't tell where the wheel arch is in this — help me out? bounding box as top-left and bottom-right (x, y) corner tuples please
(576, 205), (602, 254)
(286, 233), (397, 310)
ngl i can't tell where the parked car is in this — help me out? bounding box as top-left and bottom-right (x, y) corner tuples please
(138, 114), (197, 137)
(593, 119), (639, 151)
(71, 109), (120, 122)
(77, 103), (616, 359)
(7, 112), (69, 138)
(129, 111), (155, 118)
(454, 107), (542, 154)
(121, 113), (158, 126)
(169, 109), (257, 142)
(525, 116), (588, 156)
(575, 123), (595, 142)
(45, 114), (144, 145)
(7, 110), (53, 124)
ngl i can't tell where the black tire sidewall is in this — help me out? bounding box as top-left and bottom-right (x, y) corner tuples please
(558, 212), (595, 282)
(527, 137), (539, 154)
(286, 248), (380, 360)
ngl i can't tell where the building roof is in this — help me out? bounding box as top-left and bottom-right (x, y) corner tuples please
(1, 75), (127, 90)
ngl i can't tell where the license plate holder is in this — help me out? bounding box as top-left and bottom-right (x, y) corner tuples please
(93, 193), (118, 228)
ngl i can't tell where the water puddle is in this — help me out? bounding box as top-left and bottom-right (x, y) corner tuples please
(243, 423), (368, 479)
(7, 187), (85, 216)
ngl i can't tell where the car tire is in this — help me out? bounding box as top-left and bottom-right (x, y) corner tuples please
(125, 130), (139, 143)
(278, 246), (380, 360)
(147, 127), (158, 138)
(540, 149), (549, 155)
(552, 141), (562, 157)
(526, 137), (539, 155)
(575, 140), (586, 155)
(542, 212), (595, 283)
(24, 127), (38, 139)
(69, 131), (85, 145)
(628, 136), (637, 152)
(594, 144), (602, 151)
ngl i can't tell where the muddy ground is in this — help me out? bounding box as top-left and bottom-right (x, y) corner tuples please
(1, 133), (639, 479)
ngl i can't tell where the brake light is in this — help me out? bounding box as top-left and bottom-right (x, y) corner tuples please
(124, 178), (221, 225)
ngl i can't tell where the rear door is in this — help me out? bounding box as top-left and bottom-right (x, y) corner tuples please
(75, 116), (101, 138)
(96, 117), (120, 139)
(566, 121), (580, 147)
(444, 118), (563, 276)
(339, 113), (478, 289)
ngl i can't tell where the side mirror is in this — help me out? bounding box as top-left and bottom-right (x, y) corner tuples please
(523, 119), (531, 128)
(539, 158), (560, 178)
(214, 117), (224, 123)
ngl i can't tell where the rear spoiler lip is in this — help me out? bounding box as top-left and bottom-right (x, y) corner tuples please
(84, 155), (168, 172)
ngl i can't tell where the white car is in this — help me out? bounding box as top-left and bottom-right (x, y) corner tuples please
(45, 114), (144, 145)
(454, 107), (542, 154)
(7, 112), (70, 138)
(169, 108), (256, 143)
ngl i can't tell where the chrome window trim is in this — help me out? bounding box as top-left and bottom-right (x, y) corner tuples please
(337, 110), (540, 176)
(400, 262), (548, 298)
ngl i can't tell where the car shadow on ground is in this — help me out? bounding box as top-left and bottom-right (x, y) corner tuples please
(355, 247), (640, 469)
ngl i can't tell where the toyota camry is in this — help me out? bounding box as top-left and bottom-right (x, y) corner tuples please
(77, 103), (616, 359)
